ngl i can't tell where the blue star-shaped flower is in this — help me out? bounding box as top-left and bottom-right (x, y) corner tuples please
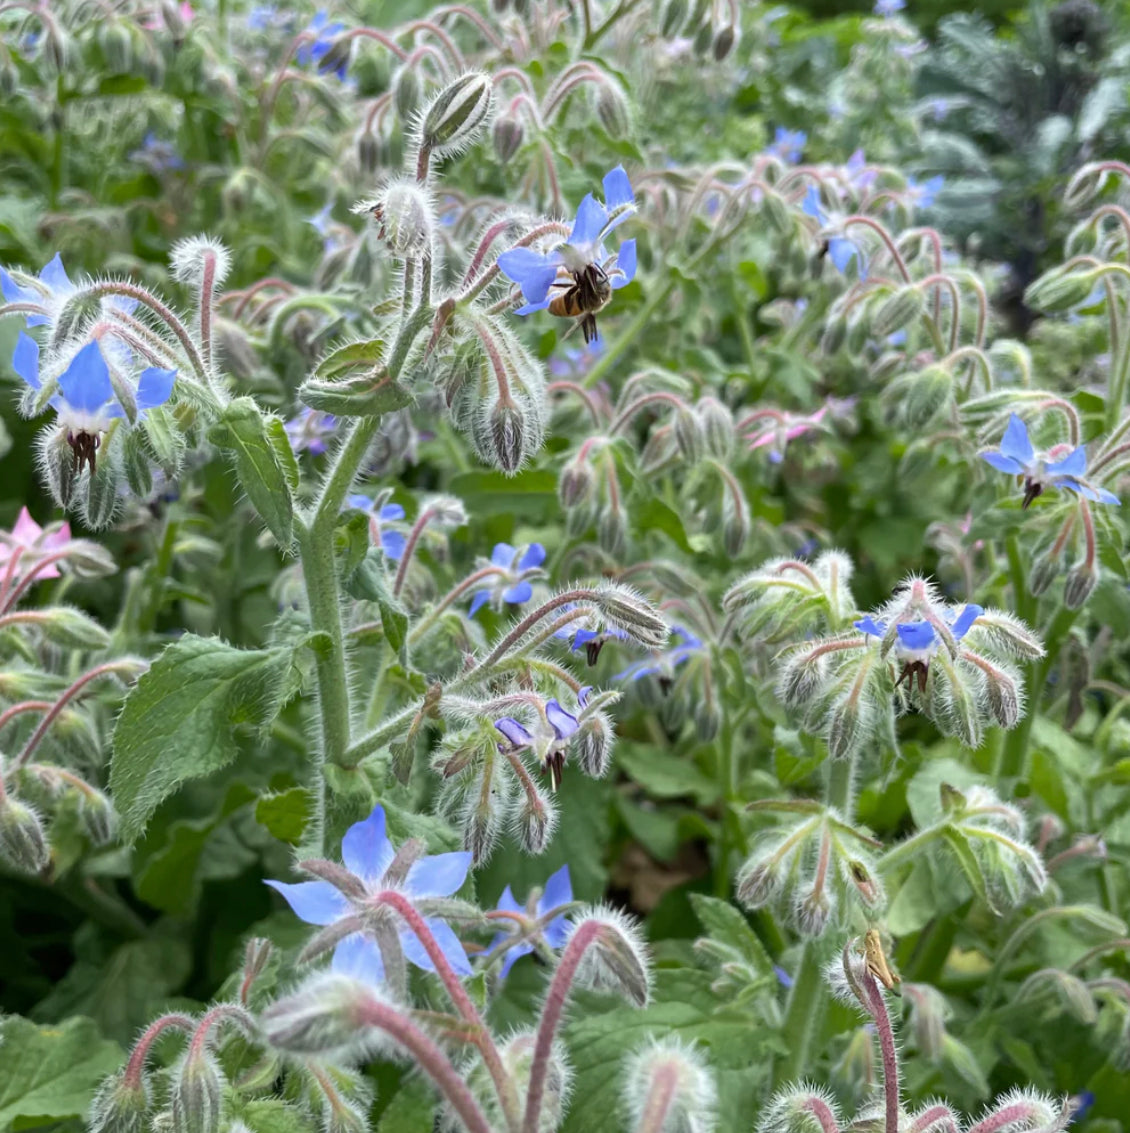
(346, 495), (407, 560)
(769, 127), (806, 164)
(802, 186), (866, 275)
(2, 253), (138, 329)
(497, 167), (637, 341)
(615, 625), (702, 685)
(469, 542), (546, 616)
(854, 603), (983, 657)
(296, 10), (347, 78)
(495, 698), (580, 791)
(874, 0), (905, 15)
(265, 804), (472, 986)
(981, 414), (1119, 507)
(906, 175), (943, 209)
(490, 864), (572, 978)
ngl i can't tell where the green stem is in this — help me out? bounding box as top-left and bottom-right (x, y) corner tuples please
(996, 605), (1078, 779)
(1005, 534), (1034, 625)
(713, 711), (737, 898)
(773, 752), (855, 1088)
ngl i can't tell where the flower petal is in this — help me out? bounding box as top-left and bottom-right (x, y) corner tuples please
(13, 332), (40, 390)
(497, 248), (560, 305)
(57, 341), (113, 414)
(801, 186), (826, 222)
(999, 414), (1034, 464)
(381, 531), (406, 561)
(496, 884), (522, 914)
(341, 805), (395, 886)
(332, 933), (386, 985)
(611, 239), (637, 289)
(495, 717), (534, 747)
(895, 622), (935, 651)
(949, 604), (983, 639)
(1045, 446), (1087, 477)
(380, 503), (406, 521)
(491, 542), (517, 567)
(543, 915), (570, 951)
(498, 940), (534, 978)
(515, 298), (554, 316)
(981, 452), (1025, 475)
(519, 542), (546, 570)
(404, 851), (472, 898)
(538, 864), (572, 916)
(545, 699), (579, 739)
(469, 589), (492, 616)
(502, 580), (533, 604)
(400, 917), (472, 976)
(264, 879), (350, 925)
(828, 238), (859, 274)
(602, 165), (634, 212)
(39, 253), (72, 295)
(854, 616), (886, 638)
(569, 194), (609, 249)
(136, 366), (177, 410)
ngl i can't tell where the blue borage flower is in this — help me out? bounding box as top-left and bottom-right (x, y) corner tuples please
(469, 542), (546, 616)
(981, 414), (1119, 508)
(131, 133), (185, 173)
(769, 127), (806, 164)
(13, 334), (175, 473)
(296, 10), (347, 78)
(802, 186), (866, 275)
(346, 495), (407, 560)
(497, 166), (637, 344)
(266, 804), (472, 986)
(1, 253), (137, 329)
(490, 864), (572, 978)
(874, 0), (905, 16)
(495, 696), (581, 791)
(906, 174), (943, 209)
(615, 625), (703, 690)
(855, 603), (984, 692)
(285, 407), (337, 456)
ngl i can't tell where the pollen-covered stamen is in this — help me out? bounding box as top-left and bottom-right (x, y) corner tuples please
(67, 430), (100, 475)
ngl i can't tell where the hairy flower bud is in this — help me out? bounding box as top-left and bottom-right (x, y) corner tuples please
(698, 397), (734, 459)
(598, 503), (626, 557)
(873, 284), (925, 338)
(0, 797), (50, 875)
(1064, 562), (1098, 609)
(1028, 549), (1062, 596)
(713, 25), (737, 60)
(262, 974), (375, 1058)
(673, 407), (704, 463)
(1025, 266), (1102, 313)
(820, 314), (848, 355)
(355, 178), (436, 259)
(904, 983), (947, 1061)
(99, 22), (132, 72)
(661, 0), (689, 36)
(492, 113), (524, 163)
(393, 65), (419, 119)
(498, 1032), (572, 1133)
(595, 81), (631, 139)
(169, 1052), (223, 1133)
(515, 782), (556, 853)
(488, 398), (527, 474)
(357, 130), (380, 173)
(559, 458), (595, 510)
(594, 584), (668, 648)
(694, 696), (721, 743)
(575, 711), (613, 777)
(623, 1038), (717, 1132)
(89, 1070), (150, 1133)
(421, 72), (493, 156)
(568, 908), (651, 1006)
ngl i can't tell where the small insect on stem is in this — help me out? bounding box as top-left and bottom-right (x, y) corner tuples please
(864, 927), (900, 991)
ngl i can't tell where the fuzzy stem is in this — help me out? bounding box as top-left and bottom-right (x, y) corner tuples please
(124, 1014), (195, 1088)
(632, 1060), (680, 1133)
(862, 975), (901, 1133)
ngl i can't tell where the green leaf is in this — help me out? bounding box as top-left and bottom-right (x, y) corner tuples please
(629, 497), (693, 553)
(209, 398), (294, 547)
(134, 817), (212, 914)
(255, 787), (313, 845)
(299, 371), (412, 417)
(447, 469), (559, 519)
(941, 825), (997, 914)
(345, 549), (409, 653)
(0, 1015), (121, 1129)
(110, 635), (296, 841)
(689, 894), (774, 976)
(615, 743), (719, 805)
(314, 337), (386, 380)
(376, 1076), (437, 1133)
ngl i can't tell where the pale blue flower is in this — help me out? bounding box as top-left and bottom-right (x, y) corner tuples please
(346, 496), (407, 559)
(1, 253), (137, 329)
(297, 10), (347, 78)
(615, 625), (702, 684)
(906, 175), (943, 209)
(770, 127), (806, 164)
(495, 698), (580, 790)
(266, 804), (472, 986)
(469, 542), (546, 615)
(491, 865), (572, 978)
(854, 604), (983, 657)
(802, 186), (865, 275)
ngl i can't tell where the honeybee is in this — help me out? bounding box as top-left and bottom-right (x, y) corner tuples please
(546, 263), (612, 344)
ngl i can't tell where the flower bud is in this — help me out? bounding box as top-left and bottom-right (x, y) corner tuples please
(393, 65), (419, 119)
(169, 1052), (223, 1133)
(903, 365), (953, 427)
(623, 1039), (717, 1132)
(160, 0), (188, 39)
(673, 406), (704, 463)
(89, 1070), (149, 1133)
(982, 661), (1021, 729)
(595, 81), (630, 139)
(661, 0), (689, 37)
(39, 426), (79, 509)
(693, 20), (714, 54)
(1028, 549), (1062, 596)
(723, 491), (750, 557)
(698, 397), (734, 459)
(559, 458), (595, 509)
(514, 783), (556, 853)
(499, 1032), (571, 1133)
(826, 692), (868, 761)
(569, 908), (651, 1006)
(594, 584), (668, 648)
(1064, 562), (1098, 609)
(872, 284), (925, 338)
(262, 974), (374, 1058)
(317, 35), (352, 78)
(488, 398), (527, 474)
(1024, 267), (1102, 314)
(598, 503), (626, 557)
(421, 72), (493, 156)
(0, 797), (50, 875)
(99, 22), (132, 72)
(575, 712), (612, 777)
(357, 130), (379, 173)
(355, 178), (435, 259)
(833, 1026), (876, 1097)
(694, 696), (721, 743)
(713, 25), (737, 60)
(492, 112), (524, 163)
(79, 788), (117, 846)
(820, 314), (848, 355)
(1064, 163), (1108, 209)
(1064, 219), (1098, 258)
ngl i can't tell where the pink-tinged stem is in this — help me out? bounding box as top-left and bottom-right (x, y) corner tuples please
(801, 1096), (843, 1133)
(0, 546), (25, 609)
(187, 1004), (256, 1060)
(610, 391), (689, 435)
(546, 381), (602, 425)
(1, 550), (72, 613)
(392, 506), (439, 597)
(463, 219), (522, 288)
(907, 1104), (960, 1133)
(10, 660), (142, 772)
(459, 221), (571, 304)
(199, 250), (217, 373)
(0, 700), (51, 737)
(356, 997), (494, 1133)
(124, 1014), (195, 1088)
(523, 920), (603, 1133)
(231, 277), (297, 319)
(862, 975), (901, 1133)
(469, 588), (601, 677)
(632, 1059), (679, 1133)
(967, 1103), (1043, 1133)
(372, 890), (520, 1129)
(406, 565), (508, 644)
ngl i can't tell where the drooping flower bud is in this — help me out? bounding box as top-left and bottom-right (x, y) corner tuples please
(514, 782), (556, 853)
(492, 113), (524, 163)
(169, 1052), (224, 1133)
(392, 65), (419, 119)
(498, 1031), (572, 1133)
(872, 284), (925, 338)
(421, 72), (493, 156)
(698, 397), (734, 459)
(1025, 266), (1103, 314)
(598, 503), (626, 557)
(1064, 562), (1098, 609)
(673, 406), (704, 463)
(712, 25), (737, 60)
(575, 711), (613, 778)
(595, 81), (631, 139)
(593, 584), (668, 648)
(99, 22), (133, 72)
(89, 1070), (150, 1133)
(0, 797), (51, 875)
(568, 908), (651, 1006)
(558, 458), (595, 510)
(661, 0), (689, 37)
(1028, 549), (1062, 596)
(623, 1038), (717, 1132)
(261, 974), (376, 1059)
(357, 129), (379, 173)
(354, 178), (435, 259)
(487, 398), (528, 474)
